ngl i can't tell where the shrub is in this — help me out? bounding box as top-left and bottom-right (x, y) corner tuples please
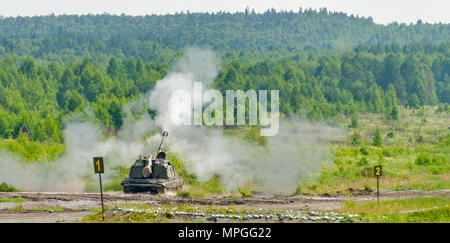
(382, 149), (391, 157)
(344, 200), (357, 208)
(373, 128), (383, 147)
(416, 135), (424, 143)
(177, 190), (191, 198)
(244, 126), (267, 146)
(426, 165), (448, 175)
(349, 115), (358, 128)
(201, 175), (224, 194)
(360, 146), (369, 155)
(238, 188), (253, 198)
(387, 128), (395, 138)
(351, 131), (361, 145)
(0, 182), (19, 192)
(390, 106), (399, 120)
(357, 157), (369, 166)
(361, 166), (374, 177)
(415, 153), (446, 166)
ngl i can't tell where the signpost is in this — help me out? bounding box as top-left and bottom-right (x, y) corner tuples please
(93, 157), (105, 221)
(374, 165), (382, 203)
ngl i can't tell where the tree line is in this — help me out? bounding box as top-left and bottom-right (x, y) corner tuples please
(0, 10), (448, 64)
(0, 41), (448, 142)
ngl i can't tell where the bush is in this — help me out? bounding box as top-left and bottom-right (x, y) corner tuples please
(426, 165), (449, 175)
(349, 115), (358, 128)
(0, 136), (64, 162)
(416, 135), (424, 143)
(238, 188), (253, 198)
(360, 146), (369, 155)
(201, 175), (224, 194)
(373, 128), (383, 147)
(357, 157), (369, 166)
(415, 153), (431, 165)
(387, 128), (395, 138)
(382, 149), (392, 157)
(177, 190), (191, 197)
(344, 200), (357, 208)
(361, 166), (374, 177)
(364, 184), (373, 191)
(244, 126), (267, 146)
(351, 131), (361, 145)
(415, 153), (446, 166)
(0, 183), (19, 192)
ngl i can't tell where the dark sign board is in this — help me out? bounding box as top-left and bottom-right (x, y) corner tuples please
(93, 157), (104, 174)
(374, 165), (382, 176)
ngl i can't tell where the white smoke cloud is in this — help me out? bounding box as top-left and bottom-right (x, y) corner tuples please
(0, 47), (343, 194)
(0, 119), (154, 192)
(145, 47), (344, 194)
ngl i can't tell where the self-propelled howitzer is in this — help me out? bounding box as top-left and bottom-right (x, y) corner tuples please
(121, 131), (184, 194)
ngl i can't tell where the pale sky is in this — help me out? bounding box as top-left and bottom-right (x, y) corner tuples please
(0, 0), (449, 25)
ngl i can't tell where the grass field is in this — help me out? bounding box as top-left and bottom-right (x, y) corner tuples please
(342, 197), (449, 223)
(296, 106), (449, 196)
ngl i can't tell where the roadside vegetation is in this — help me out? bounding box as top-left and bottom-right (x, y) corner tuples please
(0, 197), (26, 203)
(0, 183), (19, 192)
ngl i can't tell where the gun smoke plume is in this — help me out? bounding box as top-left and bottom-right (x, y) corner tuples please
(0, 47), (343, 194)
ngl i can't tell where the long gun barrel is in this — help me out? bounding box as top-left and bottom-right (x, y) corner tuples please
(155, 131), (169, 157)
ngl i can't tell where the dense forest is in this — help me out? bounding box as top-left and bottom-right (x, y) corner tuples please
(0, 10), (449, 142)
(0, 9), (449, 63)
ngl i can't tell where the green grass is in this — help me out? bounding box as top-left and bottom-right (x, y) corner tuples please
(343, 197), (450, 213)
(0, 197), (26, 203)
(297, 128), (449, 195)
(389, 176), (449, 191)
(380, 207), (449, 223)
(342, 197), (450, 223)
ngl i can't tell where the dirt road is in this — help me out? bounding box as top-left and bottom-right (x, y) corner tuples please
(1, 189), (448, 222)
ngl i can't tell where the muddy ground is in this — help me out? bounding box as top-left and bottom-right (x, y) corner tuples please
(0, 189), (448, 222)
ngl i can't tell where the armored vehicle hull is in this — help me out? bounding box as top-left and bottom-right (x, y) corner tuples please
(121, 131), (184, 194)
(121, 157), (184, 194)
(121, 177), (184, 193)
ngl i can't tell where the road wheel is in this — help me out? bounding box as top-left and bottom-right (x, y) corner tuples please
(123, 185), (132, 193)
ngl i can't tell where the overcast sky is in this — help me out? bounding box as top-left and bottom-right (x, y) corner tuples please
(1, 0), (449, 25)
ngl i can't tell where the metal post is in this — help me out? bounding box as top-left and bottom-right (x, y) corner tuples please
(99, 173), (104, 221)
(376, 175), (380, 203)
